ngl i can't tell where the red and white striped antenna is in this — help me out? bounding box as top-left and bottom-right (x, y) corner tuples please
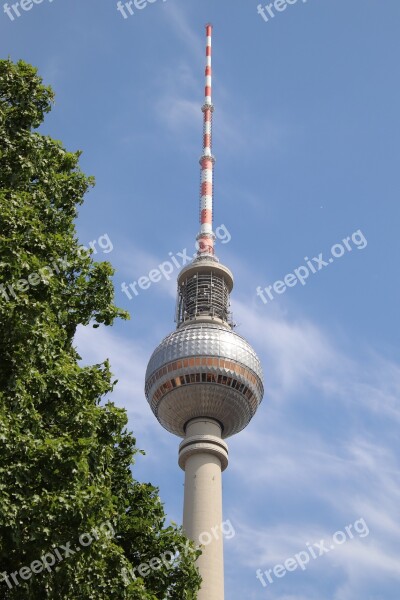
(197, 23), (216, 257)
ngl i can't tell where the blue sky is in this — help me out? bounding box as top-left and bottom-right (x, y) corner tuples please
(2, 0), (400, 597)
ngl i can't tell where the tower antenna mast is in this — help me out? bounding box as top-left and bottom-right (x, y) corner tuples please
(197, 23), (216, 257)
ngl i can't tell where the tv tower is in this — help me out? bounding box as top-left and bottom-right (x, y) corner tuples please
(145, 24), (264, 600)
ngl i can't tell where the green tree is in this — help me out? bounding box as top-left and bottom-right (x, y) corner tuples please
(0, 59), (201, 599)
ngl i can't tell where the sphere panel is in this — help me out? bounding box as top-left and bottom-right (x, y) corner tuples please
(155, 384), (253, 438)
(146, 323), (263, 381)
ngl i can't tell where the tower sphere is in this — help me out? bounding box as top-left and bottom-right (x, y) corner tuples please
(145, 260), (264, 439)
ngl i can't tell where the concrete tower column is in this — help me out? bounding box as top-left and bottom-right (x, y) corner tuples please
(178, 418), (229, 600)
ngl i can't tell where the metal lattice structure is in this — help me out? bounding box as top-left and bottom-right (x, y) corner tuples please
(177, 271), (231, 326)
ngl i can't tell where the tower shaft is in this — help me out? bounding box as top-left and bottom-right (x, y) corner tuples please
(179, 418), (228, 600)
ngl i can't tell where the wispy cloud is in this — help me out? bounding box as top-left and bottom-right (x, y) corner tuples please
(74, 324), (153, 429)
(155, 4), (291, 157)
(222, 301), (400, 597)
(162, 2), (203, 61)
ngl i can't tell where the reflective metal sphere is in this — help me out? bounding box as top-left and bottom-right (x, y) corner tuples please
(145, 322), (264, 438)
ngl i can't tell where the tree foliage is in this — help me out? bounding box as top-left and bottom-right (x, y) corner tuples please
(0, 59), (201, 599)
